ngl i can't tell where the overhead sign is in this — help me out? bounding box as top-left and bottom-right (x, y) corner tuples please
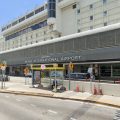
(25, 55), (81, 64)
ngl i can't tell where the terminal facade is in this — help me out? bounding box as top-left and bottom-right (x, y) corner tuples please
(0, 0), (120, 79)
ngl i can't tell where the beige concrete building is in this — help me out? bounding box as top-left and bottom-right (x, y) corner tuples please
(1, 0), (120, 51)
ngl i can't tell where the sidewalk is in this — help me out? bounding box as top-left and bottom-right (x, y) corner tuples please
(0, 78), (120, 108)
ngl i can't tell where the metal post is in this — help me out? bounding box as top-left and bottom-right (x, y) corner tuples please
(1, 70), (5, 89)
(32, 70), (34, 87)
(25, 75), (27, 85)
(54, 67), (57, 92)
(90, 76), (92, 93)
(3, 74), (5, 88)
(1, 74), (3, 89)
(50, 72), (51, 85)
(69, 70), (71, 90)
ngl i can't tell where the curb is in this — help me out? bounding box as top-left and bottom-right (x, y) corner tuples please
(0, 90), (120, 108)
(52, 97), (120, 108)
(0, 90), (54, 97)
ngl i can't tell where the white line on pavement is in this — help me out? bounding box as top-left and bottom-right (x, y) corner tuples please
(30, 104), (36, 107)
(16, 99), (22, 102)
(70, 117), (77, 120)
(48, 109), (58, 114)
(5, 95), (10, 98)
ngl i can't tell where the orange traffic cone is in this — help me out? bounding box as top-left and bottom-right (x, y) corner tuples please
(93, 85), (97, 95)
(76, 84), (80, 92)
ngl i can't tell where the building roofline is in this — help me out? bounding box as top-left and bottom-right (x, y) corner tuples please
(1, 3), (47, 28)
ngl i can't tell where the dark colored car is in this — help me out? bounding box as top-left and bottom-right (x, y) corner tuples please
(65, 73), (87, 80)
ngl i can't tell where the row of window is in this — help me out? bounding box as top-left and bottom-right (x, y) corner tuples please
(77, 10), (107, 19)
(74, 0), (107, 11)
(5, 20), (47, 41)
(89, 0), (107, 9)
(2, 5), (46, 31)
(78, 22), (107, 32)
(2, 28), (120, 61)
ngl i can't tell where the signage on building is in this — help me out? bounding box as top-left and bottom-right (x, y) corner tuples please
(25, 55), (81, 64)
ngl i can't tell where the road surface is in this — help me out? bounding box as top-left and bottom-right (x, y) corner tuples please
(0, 93), (119, 120)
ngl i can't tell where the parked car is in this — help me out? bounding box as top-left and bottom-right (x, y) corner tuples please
(65, 73), (87, 80)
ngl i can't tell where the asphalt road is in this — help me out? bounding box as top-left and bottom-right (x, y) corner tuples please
(0, 93), (119, 120)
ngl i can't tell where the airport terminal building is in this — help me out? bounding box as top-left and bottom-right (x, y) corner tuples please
(1, 0), (120, 79)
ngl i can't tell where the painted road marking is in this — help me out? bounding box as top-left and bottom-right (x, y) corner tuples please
(48, 110), (58, 114)
(30, 104), (36, 107)
(70, 117), (77, 120)
(5, 95), (10, 98)
(16, 99), (22, 102)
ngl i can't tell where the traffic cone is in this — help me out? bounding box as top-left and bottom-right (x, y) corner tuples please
(93, 85), (97, 95)
(76, 84), (80, 92)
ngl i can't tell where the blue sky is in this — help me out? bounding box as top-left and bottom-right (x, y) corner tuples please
(0, 0), (46, 27)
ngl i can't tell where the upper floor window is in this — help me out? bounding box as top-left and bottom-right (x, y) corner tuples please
(103, 11), (107, 16)
(19, 17), (25, 22)
(90, 16), (93, 20)
(12, 21), (18, 26)
(26, 12), (34, 19)
(7, 24), (11, 28)
(1, 27), (6, 31)
(103, 0), (107, 4)
(73, 4), (76, 9)
(77, 9), (80, 14)
(90, 4), (93, 9)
